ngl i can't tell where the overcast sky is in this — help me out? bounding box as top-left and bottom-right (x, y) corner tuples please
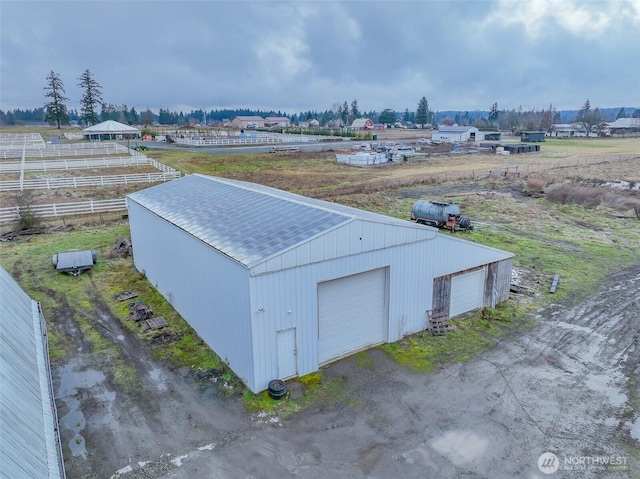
(1, 0), (639, 115)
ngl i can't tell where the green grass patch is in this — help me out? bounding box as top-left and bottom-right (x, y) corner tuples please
(110, 359), (139, 394)
(243, 371), (352, 417)
(381, 312), (503, 371)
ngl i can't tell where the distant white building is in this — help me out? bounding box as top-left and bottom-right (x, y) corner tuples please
(432, 126), (479, 142)
(548, 123), (589, 138)
(264, 117), (291, 128)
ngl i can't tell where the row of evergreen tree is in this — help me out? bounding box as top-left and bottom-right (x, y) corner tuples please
(1, 69), (638, 131)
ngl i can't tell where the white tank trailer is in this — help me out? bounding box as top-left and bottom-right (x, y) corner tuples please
(411, 200), (473, 231)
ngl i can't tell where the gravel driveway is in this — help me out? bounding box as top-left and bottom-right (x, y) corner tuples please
(56, 265), (640, 478)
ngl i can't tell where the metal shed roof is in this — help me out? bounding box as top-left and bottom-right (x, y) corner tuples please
(437, 126), (478, 133)
(127, 174), (434, 267)
(0, 267), (64, 479)
(82, 120), (139, 133)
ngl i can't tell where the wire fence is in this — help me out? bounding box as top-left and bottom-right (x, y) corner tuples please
(424, 153), (640, 182)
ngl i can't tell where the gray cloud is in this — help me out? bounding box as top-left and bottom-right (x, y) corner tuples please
(2, 1), (638, 114)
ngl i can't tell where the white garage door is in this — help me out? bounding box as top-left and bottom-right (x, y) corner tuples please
(450, 268), (486, 317)
(318, 268), (388, 364)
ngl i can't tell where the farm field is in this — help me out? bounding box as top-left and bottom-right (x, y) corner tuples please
(1, 130), (640, 478)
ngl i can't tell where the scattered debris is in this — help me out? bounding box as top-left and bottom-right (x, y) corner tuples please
(128, 301), (154, 321)
(114, 291), (138, 301)
(194, 368), (222, 381)
(149, 331), (181, 345)
(510, 284), (535, 296)
(112, 235), (132, 257)
(140, 316), (168, 332)
(550, 274), (560, 293)
(0, 228), (46, 242)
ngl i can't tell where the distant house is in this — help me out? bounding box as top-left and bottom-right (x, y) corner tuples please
(264, 117), (291, 128)
(521, 131), (546, 142)
(608, 117), (640, 134)
(432, 126), (479, 142)
(350, 118), (374, 130)
(231, 116), (265, 129)
(548, 123), (588, 138)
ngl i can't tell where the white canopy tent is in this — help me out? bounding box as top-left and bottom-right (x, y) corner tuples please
(82, 120), (140, 140)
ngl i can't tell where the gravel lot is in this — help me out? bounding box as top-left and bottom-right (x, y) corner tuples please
(56, 264), (640, 479)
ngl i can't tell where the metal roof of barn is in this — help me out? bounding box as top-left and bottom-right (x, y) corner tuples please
(0, 267), (64, 479)
(127, 174), (434, 267)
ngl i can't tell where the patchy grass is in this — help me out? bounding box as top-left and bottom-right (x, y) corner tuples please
(243, 371), (353, 418)
(381, 304), (518, 371)
(0, 222), (231, 389)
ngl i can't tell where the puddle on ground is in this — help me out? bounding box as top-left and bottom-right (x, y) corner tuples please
(585, 373), (627, 408)
(149, 367), (168, 392)
(604, 417), (618, 427)
(56, 359), (113, 458)
(430, 430), (490, 466)
(554, 321), (594, 335)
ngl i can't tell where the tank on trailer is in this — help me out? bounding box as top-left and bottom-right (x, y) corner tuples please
(411, 200), (473, 231)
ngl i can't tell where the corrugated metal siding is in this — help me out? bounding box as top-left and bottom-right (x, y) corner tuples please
(128, 202), (256, 389)
(253, 219), (436, 275)
(450, 268), (486, 317)
(0, 267), (64, 479)
(248, 235), (513, 391)
(318, 268), (388, 364)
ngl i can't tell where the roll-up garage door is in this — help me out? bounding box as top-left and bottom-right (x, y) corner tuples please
(450, 268), (486, 317)
(318, 268), (388, 364)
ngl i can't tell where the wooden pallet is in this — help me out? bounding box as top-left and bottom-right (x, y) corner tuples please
(428, 308), (449, 336)
(141, 317), (168, 332)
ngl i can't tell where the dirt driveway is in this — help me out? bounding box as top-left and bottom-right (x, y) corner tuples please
(56, 265), (640, 479)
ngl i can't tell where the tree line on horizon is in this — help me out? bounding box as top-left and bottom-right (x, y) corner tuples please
(1, 69), (639, 133)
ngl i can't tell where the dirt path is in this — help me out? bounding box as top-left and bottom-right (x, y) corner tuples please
(55, 265), (640, 478)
